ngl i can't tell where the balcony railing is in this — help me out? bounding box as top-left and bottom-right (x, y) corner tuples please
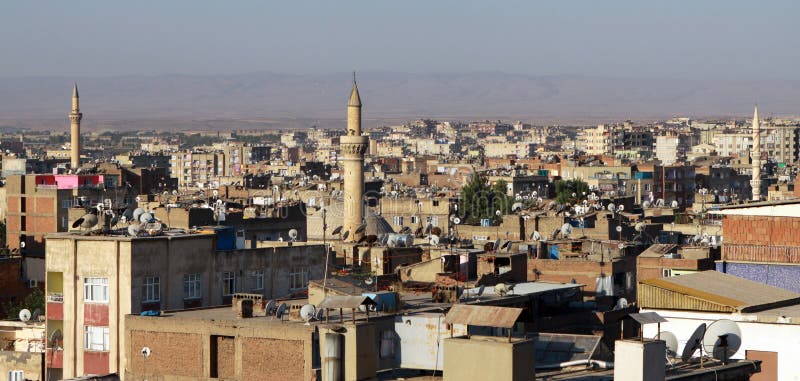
(47, 293), (63, 303)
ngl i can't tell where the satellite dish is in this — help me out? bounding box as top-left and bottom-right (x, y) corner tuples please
(275, 303), (288, 319)
(530, 230), (541, 241)
(355, 223), (367, 234)
(430, 235), (440, 246)
(133, 208), (146, 221)
(703, 319), (742, 361)
(288, 229), (299, 241)
(616, 225), (623, 233)
(681, 323), (707, 362)
(315, 307), (325, 321)
(512, 202), (523, 212)
(642, 200), (652, 208)
(32, 308), (41, 322)
(495, 210), (502, 217)
(560, 223), (573, 238)
(364, 277), (374, 285)
(139, 212), (153, 224)
(80, 214), (99, 229)
(654, 331), (679, 358)
(300, 304), (317, 325)
(453, 217), (461, 225)
(635, 222), (646, 232)
(332, 226), (343, 235)
(265, 300), (276, 315)
(342, 231), (350, 240)
(614, 298), (628, 310)
(49, 329), (63, 346)
(607, 203), (616, 212)
(213, 190), (219, 197)
(671, 200), (679, 208)
(18, 309), (31, 322)
(141, 346), (151, 358)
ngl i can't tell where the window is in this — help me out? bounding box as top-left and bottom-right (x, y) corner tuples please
(184, 274), (201, 299)
(392, 216), (404, 226)
(142, 276), (160, 302)
(61, 199), (72, 209)
(290, 267), (309, 290)
(84, 326), (110, 351)
(430, 216), (439, 227)
(7, 370), (24, 381)
(248, 270), (264, 291)
(222, 272), (236, 296)
(662, 269), (673, 278)
(410, 216), (418, 224)
(84, 278), (109, 303)
(61, 217), (69, 229)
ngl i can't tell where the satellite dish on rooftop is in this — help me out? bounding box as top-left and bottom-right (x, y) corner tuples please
(512, 202), (523, 212)
(332, 226), (343, 235)
(560, 223), (573, 238)
(288, 229), (299, 242)
(681, 323), (707, 362)
(642, 200), (652, 208)
(128, 224), (141, 237)
(315, 307), (325, 321)
(141, 346), (151, 358)
(453, 217), (461, 225)
(430, 235), (440, 246)
(275, 303), (288, 320)
(18, 309), (30, 322)
(139, 212), (153, 224)
(654, 331), (679, 358)
(607, 203), (616, 212)
(703, 319), (742, 362)
(133, 208), (145, 221)
(300, 304), (316, 325)
(530, 230), (541, 241)
(635, 222), (646, 232)
(613, 298), (628, 310)
(341, 231), (350, 241)
(355, 223), (367, 234)
(265, 300), (276, 315)
(49, 329), (63, 347)
(671, 200), (679, 208)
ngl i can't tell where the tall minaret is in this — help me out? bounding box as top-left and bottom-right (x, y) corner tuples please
(750, 105), (762, 201)
(69, 83), (82, 169)
(340, 73), (368, 242)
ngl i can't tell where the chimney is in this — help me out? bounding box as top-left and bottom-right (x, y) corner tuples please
(614, 339), (665, 381)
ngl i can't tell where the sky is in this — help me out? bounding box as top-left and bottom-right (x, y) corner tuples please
(1, 1), (798, 80)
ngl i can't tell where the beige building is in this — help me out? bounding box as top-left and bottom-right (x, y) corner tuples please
(44, 232), (325, 380)
(579, 125), (612, 155)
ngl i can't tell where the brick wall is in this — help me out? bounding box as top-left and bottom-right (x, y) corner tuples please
(214, 335), (235, 379)
(723, 215), (800, 246)
(242, 338), (305, 380)
(128, 331), (203, 378)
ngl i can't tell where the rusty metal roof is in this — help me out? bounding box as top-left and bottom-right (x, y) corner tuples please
(318, 296), (377, 309)
(628, 312), (667, 325)
(444, 304), (523, 328)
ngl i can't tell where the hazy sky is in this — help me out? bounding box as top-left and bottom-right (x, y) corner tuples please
(1, 1), (797, 80)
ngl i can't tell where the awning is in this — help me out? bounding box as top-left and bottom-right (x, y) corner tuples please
(444, 304), (523, 329)
(317, 296), (377, 309)
(628, 312), (667, 325)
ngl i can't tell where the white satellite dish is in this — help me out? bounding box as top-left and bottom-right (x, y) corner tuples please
(703, 319), (742, 361)
(213, 190), (219, 197)
(430, 235), (440, 246)
(494, 283), (510, 296)
(607, 203), (616, 212)
(49, 329), (63, 347)
(133, 208), (146, 221)
(511, 202), (523, 212)
(275, 303), (288, 319)
(364, 277), (374, 285)
(453, 217), (461, 225)
(654, 331), (679, 358)
(635, 222), (646, 232)
(642, 200), (652, 208)
(288, 229), (299, 242)
(139, 212), (153, 224)
(141, 346), (151, 358)
(671, 200), (679, 208)
(616, 225), (623, 233)
(18, 309), (31, 322)
(300, 304), (317, 325)
(128, 224), (141, 237)
(614, 298), (628, 310)
(530, 230), (541, 241)
(560, 223), (572, 238)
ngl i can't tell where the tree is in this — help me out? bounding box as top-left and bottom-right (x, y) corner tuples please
(555, 179), (590, 205)
(458, 172), (513, 225)
(3, 289), (44, 320)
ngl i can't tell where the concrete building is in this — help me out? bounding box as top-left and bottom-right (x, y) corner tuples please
(340, 76), (369, 242)
(640, 271), (800, 380)
(751, 106), (763, 201)
(44, 231), (325, 379)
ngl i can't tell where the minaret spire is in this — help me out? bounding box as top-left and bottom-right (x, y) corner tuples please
(69, 83), (83, 169)
(750, 104), (762, 201)
(340, 74), (369, 242)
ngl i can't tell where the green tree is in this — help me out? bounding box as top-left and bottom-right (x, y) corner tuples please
(3, 289), (44, 320)
(555, 179), (590, 204)
(458, 172), (513, 225)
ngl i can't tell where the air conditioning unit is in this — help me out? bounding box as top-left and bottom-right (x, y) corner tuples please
(28, 279), (37, 288)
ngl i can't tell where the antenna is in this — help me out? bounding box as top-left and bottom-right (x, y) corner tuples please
(681, 323), (707, 362)
(18, 309), (31, 322)
(275, 303), (288, 320)
(702, 319), (742, 363)
(300, 304), (317, 325)
(288, 229), (299, 242)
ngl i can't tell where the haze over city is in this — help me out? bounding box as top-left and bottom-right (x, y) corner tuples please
(1, 2), (800, 381)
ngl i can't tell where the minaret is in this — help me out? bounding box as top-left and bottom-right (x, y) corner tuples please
(69, 83), (82, 169)
(340, 73), (368, 242)
(750, 105), (762, 201)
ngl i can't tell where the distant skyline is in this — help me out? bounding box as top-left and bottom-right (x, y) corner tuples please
(1, 1), (798, 80)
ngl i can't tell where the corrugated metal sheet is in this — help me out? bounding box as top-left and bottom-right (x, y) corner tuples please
(628, 312), (667, 325)
(444, 304), (523, 328)
(638, 282), (735, 313)
(318, 296), (376, 309)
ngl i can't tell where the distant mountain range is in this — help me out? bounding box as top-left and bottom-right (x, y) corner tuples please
(0, 72), (798, 130)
